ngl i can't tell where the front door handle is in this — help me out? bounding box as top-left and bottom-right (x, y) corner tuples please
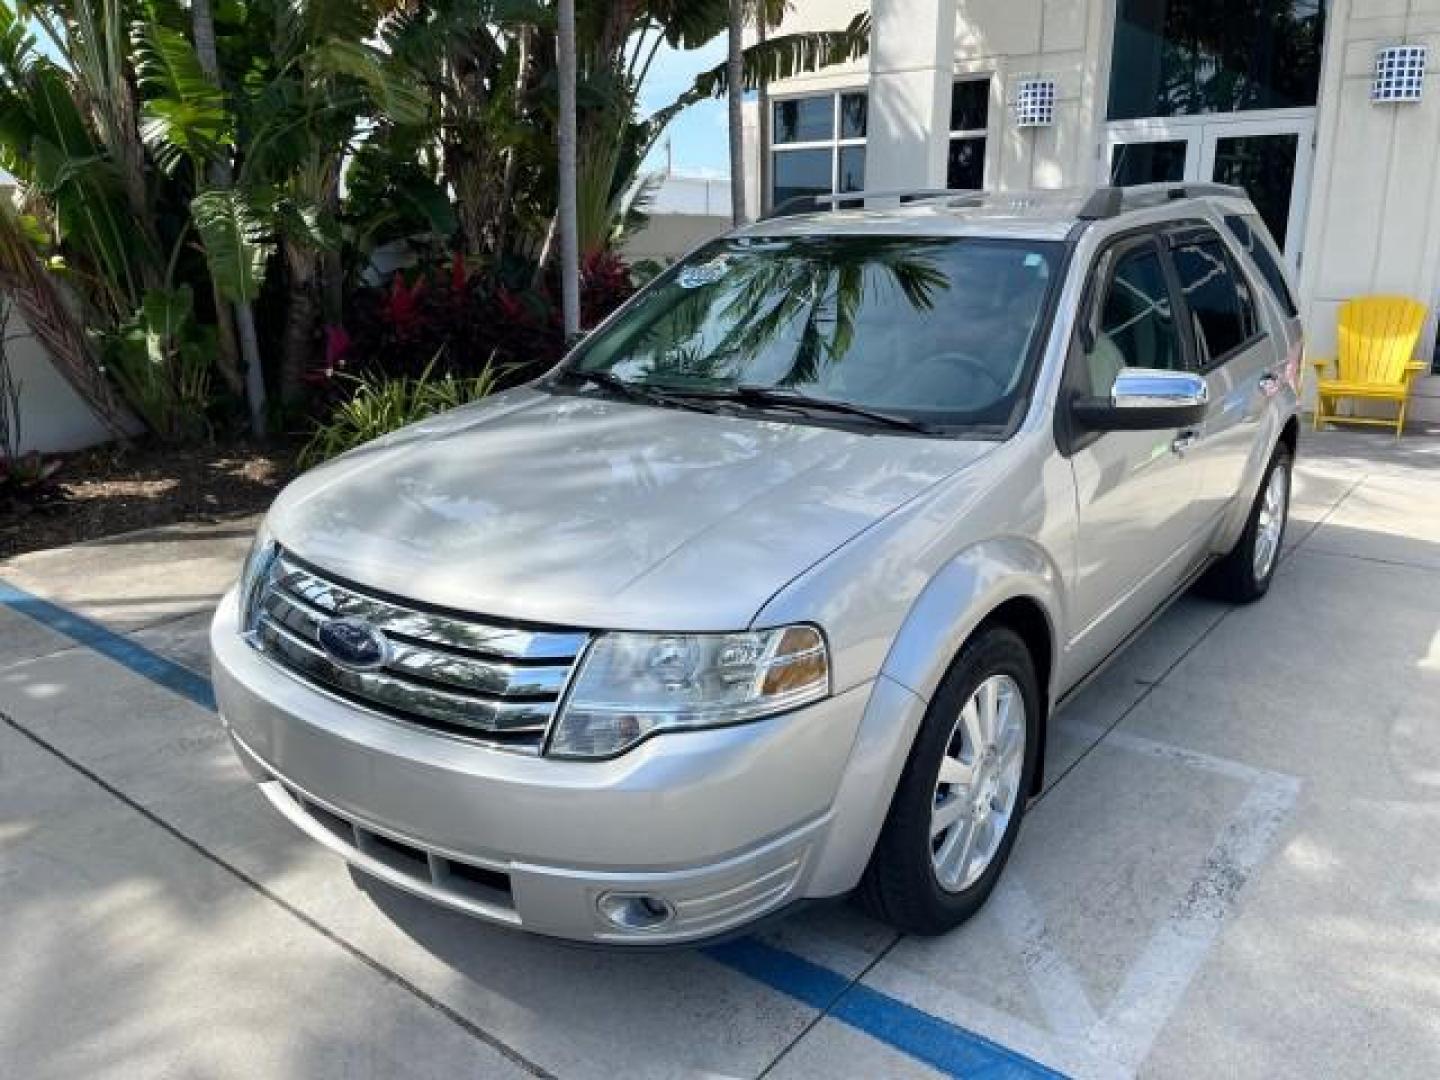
(1171, 430), (1199, 456)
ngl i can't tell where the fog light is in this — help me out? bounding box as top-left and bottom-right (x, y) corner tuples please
(597, 892), (676, 932)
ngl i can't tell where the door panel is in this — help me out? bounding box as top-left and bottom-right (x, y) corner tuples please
(1066, 239), (1205, 669)
(1167, 228), (1275, 530)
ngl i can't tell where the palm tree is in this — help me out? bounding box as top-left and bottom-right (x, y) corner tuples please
(188, 0), (265, 435)
(557, 0), (581, 338)
(727, 0), (745, 226)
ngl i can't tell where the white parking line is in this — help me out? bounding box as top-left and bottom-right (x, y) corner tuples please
(1090, 741), (1300, 1071)
(863, 723), (1301, 1079)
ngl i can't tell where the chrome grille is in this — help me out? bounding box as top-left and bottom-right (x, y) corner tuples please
(247, 553), (588, 753)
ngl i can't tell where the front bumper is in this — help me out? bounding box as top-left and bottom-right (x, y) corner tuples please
(210, 589), (923, 944)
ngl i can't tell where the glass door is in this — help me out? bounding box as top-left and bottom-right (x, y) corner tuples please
(1104, 114), (1314, 270)
(1199, 117), (1314, 269)
(1106, 123), (1199, 186)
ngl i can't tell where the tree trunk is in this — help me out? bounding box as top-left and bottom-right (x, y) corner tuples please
(494, 24), (533, 262)
(280, 245), (320, 407)
(556, 0), (581, 338)
(234, 302), (267, 439)
(190, 0), (268, 438)
(727, 0), (747, 226)
(756, 10), (771, 217)
(209, 281), (245, 396)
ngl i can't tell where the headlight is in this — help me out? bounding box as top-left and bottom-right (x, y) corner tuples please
(547, 625), (829, 759)
(237, 522), (279, 634)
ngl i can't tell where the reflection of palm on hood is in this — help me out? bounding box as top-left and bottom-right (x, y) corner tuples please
(269, 388), (991, 630)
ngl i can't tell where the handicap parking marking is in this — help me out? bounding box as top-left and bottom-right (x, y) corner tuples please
(856, 722), (1301, 1079)
(1071, 727), (1301, 1074)
(0, 575), (1063, 1079)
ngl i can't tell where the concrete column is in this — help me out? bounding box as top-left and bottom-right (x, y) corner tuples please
(864, 0), (957, 189)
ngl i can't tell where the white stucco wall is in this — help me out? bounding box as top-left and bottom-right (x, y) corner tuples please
(2, 304), (121, 455)
(2, 181), (124, 455)
(1301, 0), (1440, 390)
(951, 0), (1112, 191)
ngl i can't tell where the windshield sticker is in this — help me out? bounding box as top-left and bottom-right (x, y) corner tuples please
(678, 257), (729, 289)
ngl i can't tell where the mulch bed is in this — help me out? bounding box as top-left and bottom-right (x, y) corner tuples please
(0, 439), (299, 560)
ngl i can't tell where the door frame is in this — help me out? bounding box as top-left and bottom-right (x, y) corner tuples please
(1196, 116), (1315, 271)
(1102, 108), (1316, 271)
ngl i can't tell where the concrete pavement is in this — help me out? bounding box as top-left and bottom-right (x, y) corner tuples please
(2, 429), (1438, 1078)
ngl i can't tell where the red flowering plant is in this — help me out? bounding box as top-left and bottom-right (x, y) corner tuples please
(307, 252), (637, 421)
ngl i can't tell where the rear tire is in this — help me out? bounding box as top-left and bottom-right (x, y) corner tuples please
(1198, 444), (1292, 604)
(858, 626), (1041, 935)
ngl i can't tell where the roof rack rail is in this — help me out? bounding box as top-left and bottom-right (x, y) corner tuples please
(1164, 182), (1247, 201)
(1077, 186), (1123, 220)
(761, 188), (984, 221)
(1076, 181), (1249, 222)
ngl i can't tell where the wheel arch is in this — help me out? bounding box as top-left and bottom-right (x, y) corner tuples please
(879, 539), (1064, 793)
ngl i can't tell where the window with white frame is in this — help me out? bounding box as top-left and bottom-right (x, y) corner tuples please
(771, 91), (867, 211)
(948, 78), (991, 190)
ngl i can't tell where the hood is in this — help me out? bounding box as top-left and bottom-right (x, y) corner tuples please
(269, 388), (992, 630)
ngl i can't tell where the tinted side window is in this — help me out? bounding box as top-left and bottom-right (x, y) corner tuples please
(1171, 235), (1257, 366)
(1224, 213), (1297, 317)
(1086, 245), (1184, 397)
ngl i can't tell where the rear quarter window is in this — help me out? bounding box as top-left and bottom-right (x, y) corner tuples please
(1224, 213), (1298, 318)
(1171, 232), (1259, 367)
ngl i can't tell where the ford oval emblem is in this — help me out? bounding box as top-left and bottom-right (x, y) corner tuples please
(318, 617), (390, 671)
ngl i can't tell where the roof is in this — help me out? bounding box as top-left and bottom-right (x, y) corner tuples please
(741, 184), (1252, 243)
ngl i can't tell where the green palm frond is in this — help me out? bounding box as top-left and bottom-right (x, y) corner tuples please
(304, 40), (429, 127)
(645, 12), (870, 148)
(681, 12), (869, 105)
(191, 187), (274, 304)
(133, 18), (232, 172)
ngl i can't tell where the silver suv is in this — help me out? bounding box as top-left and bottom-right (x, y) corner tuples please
(211, 184), (1301, 945)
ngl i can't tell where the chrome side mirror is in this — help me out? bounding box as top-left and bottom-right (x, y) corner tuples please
(1111, 368), (1209, 411)
(1072, 368), (1209, 432)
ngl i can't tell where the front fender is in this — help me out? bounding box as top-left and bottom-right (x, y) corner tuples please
(880, 536), (1065, 705)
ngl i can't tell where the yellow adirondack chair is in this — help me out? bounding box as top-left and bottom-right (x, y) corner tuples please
(1311, 295), (1429, 437)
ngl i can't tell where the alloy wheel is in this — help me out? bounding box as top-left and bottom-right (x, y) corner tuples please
(930, 674), (1026, 892)
(1253, 464), (1289, 582)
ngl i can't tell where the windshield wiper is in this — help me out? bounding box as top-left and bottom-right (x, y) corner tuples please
(716, 385), (940, 435)
(555, 370), (718, 415)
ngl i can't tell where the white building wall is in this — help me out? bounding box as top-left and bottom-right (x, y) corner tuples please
(3, 305), (120, 455)
(866, 0), (956, 189)
(761, 0), (1116, 197)
(952, 0), (1112, 192)
(1301, 0), (1440, 416)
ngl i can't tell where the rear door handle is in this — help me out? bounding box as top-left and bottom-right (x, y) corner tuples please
(1258, 373), (1281, 395)
(1171, 430), (1199, 455)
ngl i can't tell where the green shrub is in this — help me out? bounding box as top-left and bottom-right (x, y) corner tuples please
(300, 359), (500, 466)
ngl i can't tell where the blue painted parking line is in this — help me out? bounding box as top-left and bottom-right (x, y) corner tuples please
(0, 580), (215, 710)
(1, 575), (1066, 1079)
(707, 939), (1065, 1079)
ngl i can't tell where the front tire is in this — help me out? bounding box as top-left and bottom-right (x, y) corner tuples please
(858, 626), (1041, 935)
(1199, 444), (1292, 603)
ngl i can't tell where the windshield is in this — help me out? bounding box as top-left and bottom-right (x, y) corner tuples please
(562, 235), (1063, 432)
